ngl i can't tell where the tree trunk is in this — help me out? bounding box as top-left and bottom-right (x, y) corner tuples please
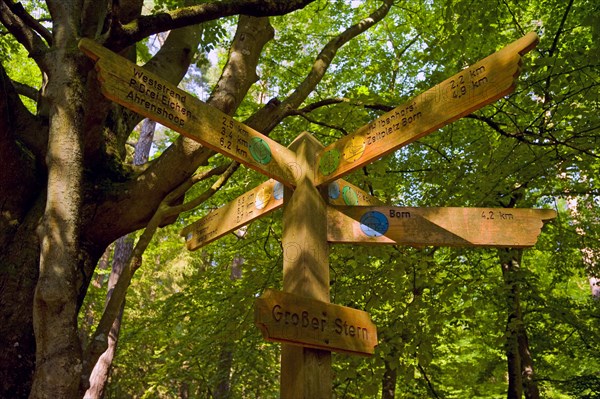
(501, 249), (523, 399)
(381, 358), (397, 399)
(499, 249), (540, 399)
(214, 255), (244, 399)
(214, 344), (234, 399)
(0, 198), (43, 399)
(85, 119), (155, 398)
(29, 45), (88, 397)
(0, 2), (373, 396)
(83, 237), (130, 399)
(0, 55), (44, 399)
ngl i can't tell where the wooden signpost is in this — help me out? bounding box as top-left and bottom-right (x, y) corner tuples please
(80, 32), (555, 399)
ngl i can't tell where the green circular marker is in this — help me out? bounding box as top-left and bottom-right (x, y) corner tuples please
(319, 149), (340, 176)
(342, 186), (359, 205)
(249, 137), (272, 165)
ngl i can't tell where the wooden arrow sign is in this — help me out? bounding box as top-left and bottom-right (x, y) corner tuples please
(327, 180), (383, 206)
(181, 179), (284, 250)
(255, 289), (377, 356)
(79, 39), (299, 186)
(314, 32), (539, 186)
(327, 206), (556, 248)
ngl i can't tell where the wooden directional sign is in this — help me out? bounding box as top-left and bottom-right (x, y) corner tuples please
(327, 180), (384, 206)
(315, 32), (540, 186)
(255, 289), (377, 356)
(181, 179), (284, 250)
(180, 178), (379, 251)
(80, 33), (547, 399)
(327, 206), (557, 248)
(79, 39), (300, 186)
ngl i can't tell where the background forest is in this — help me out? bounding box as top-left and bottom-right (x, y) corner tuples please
(1, 0), (599, 398)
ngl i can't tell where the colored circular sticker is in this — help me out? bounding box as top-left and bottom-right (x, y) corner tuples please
(342, 186), (359, 205)
(343, 135), (366, 163)
(328, 181), (341, 199)
(360, 211), (389, 237)
(273, 181), (284, 200)
(249, 137), (272, 165)
(319, 149), (340, 176)
(255, 185), (272, 210)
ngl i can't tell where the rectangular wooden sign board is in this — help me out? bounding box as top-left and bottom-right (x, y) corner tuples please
(327, 206), (556, 248)
(79, 39), (299, 186)
(181, 179), (284, 250)
(314, 32), (539, 186)
(255, 289), (378, 356)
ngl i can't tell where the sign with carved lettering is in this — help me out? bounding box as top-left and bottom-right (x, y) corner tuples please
(255, 289), (378, 356)
(78, 38), (300, 187)
(314, 32), (539, 186)
(181, 179), (284, 250)
(327, 206), (557, 248)
(180, 179), (380, 251)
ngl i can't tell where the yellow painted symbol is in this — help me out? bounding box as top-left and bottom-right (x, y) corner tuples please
(342, 135), (366, 163)
(255, 185), (272, 210)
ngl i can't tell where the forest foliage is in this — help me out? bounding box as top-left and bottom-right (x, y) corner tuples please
(1, 0), (599, 397)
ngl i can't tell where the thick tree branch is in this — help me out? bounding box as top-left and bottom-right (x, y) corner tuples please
(11, 79), (38, 100)
(208, 15), (274, 113)
(548, 0), (574, 58)
(299, 97), (394, 113)
(0, 64), (47, 162)
(285, 0), (393, 109)
(106, 0), (315, 49)
(0, 1), (49, 70)
(80, 0), (109, 38)
(248, 0), (393, 132)
(0, 64), (42, 251)
(3, 0), (52, 45)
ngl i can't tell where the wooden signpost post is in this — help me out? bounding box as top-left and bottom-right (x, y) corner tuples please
(80, 32), (556, 398)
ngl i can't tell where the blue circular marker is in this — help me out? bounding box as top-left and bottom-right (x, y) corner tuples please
(273, 181), (284, 200)
(328, 181), (340, 199)
(360, 211), (389, 237)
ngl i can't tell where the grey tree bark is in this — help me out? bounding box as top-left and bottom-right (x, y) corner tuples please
(499, 249), (540, 399)
(84, 118), (155, 399)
